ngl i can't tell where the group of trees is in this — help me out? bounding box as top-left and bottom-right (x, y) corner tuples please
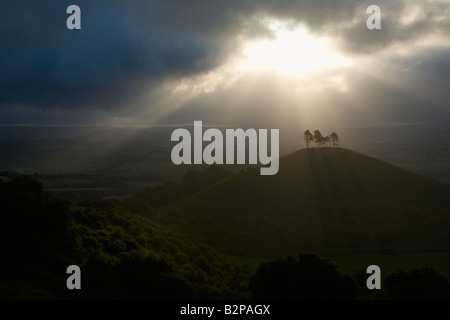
(303, 130), (339, 148)
(250, 253), (356, 299)
(250, 254), (450, 300)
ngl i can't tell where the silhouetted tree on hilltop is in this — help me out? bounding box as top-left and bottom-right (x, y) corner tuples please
(313, 130), (323, 148)
(330, 132), (339, 147)
(303, 130), (313, 148)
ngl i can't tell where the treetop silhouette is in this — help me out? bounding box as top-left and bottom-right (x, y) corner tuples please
(304, 130), (339, 148)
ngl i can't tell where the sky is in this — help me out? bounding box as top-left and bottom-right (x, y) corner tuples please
(1, 0), (449, 130)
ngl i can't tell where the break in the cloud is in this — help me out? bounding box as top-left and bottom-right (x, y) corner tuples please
(0, 0), (449, 127)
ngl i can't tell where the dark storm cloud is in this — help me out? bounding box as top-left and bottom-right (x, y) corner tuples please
(0, 1), (225, 110)
(1, 0), (449, 115)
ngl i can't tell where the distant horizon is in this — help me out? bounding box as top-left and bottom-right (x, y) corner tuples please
(0, 121), (442, 128)
(1, 122), (449, 183)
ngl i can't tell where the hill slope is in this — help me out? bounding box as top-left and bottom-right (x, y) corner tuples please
(155, 148), (450, 258)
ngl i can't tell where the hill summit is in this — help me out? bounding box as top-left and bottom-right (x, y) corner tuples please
(155, 148), (450, 258)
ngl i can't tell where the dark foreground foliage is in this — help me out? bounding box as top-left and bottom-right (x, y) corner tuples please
(249, 253), (357, 300)
(385, 267), (450, 300)
(0, 177), (248, 299)
(1, 175), (449, 300)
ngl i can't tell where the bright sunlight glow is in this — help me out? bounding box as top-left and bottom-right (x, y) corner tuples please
(240, 21), (349, 75)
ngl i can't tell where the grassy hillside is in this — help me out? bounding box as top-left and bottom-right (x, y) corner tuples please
(2, 151), (450, 299)
(154, 148), (450, 259)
